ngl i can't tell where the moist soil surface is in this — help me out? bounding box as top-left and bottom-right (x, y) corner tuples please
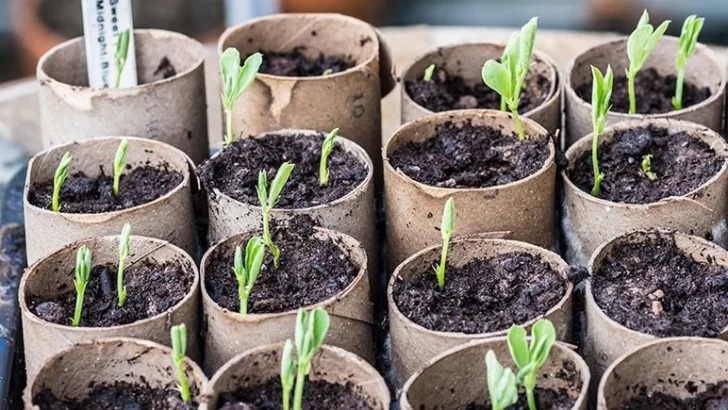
(33, 381), (197, 410)
(28, 260), (193, 327)
(198, 132), (368, 208)
(406, 66), (552, 113)
(575, 67), (711, 114)
(257, 47), (355, 77)
(28, 164), (183, 213)
(617, 380), (728, 410)
(463, 388), (576, 410)
(568, 125), (723, 204)
(592, 232), (728, 337)
(389, 120), (550, 188)
(392, 252), (567, 334)
(217, 378), (372, 410)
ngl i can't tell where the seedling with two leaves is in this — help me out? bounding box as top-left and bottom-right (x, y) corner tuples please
(672, 15), (705, 110)
(625, 11), (670, 114)
(233, 236), (266, 314)
(220, 48), (263, 145)
(590, 65), (614, 197)
(433, 197), (455, 290)
(171, 324), (192, 403)
(257, 162), (295, 268)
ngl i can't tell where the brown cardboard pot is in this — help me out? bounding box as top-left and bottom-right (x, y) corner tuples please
(384, 109), (556, 269)
(23, 136), (197, 265)
(584, 228), (728, 391)
(399, 43), (562, 138)
(597, 337), (728, 409)
(23, 338), (207, 409)
(401, 337), (589, 410)
(564, 36), (725, 147)
(388, 236), (574, 387)
(19, 235), (200, 378)
(201, 227), (373, 372)
(562, 119), (728, 266)
(37, 29), (209, 164)
(201, 343), (390, 410)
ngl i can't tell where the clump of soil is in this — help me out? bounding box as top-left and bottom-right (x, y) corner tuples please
(392, 252), (567, 333)
(154, 57), (177, 79)
(406, 66), (551, 113)
(257, 47), (354, 77)
(28, 260), (193, 327)
(464, 388), (576, 410)
(389, 120), (550, 188)
(592, 232), (728, 337)
(568, 125), (723, 204)
(28, 164), (183, 213)
(33, 381), (197, 410)
(198, 132), (368, 208)
(617, 380), (728, 410)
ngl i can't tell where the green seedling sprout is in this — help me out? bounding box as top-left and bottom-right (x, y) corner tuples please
(626, 11), (671, 114)
(322, 68), (333, 76)
(257, 162), (295, 268)
(485, 350), (519, 410)
(114, 29), (131, 88)
(113, 138), (128, 196)
(71, 245), (92, 327)
(280, 339), (296, 410)
(590, 65), (614, 197)
(117, 223), (131, 307)
(423, 64), (436, 81)
(233, 236), (265, 314)
(171, 324), (192, 403)
(220, 48), (263, 146)
(672, 15), (705, 110)
(507, 319), (557, 410)
(319, 128), (339, 186)
(52, 152), (72, 212)
(641, 154), (657, 180)
(481, 17), (538, 140)
(434, 197), (455, 290)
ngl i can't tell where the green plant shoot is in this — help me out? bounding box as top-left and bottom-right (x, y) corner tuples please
(114, 29), (131, 88)
(507, 319), (557, 410)
(171, 324), (192, 403)
(485, 350), (519, 410)
(672, 15), (704, 110)
(233, 236), (265, 314)
(322, 68), (333, 76)
(72, 245), (92, 327)
(434, 197), (455, 290)
(641, 154), (657, 180)
(280, 339), (296, 410)
(319, 128), (339, 186)
(257, 162), (295, 268)
(220, 48), (263, 145)
(117, 223), (131, 307)
(113, 138), (128, 196)
(590, 65), (614, 197)
(626, 11), (671, 114)
(423, 64), (436, 81)
(481, 17), (538, 140)
(52, 152), (72, 212)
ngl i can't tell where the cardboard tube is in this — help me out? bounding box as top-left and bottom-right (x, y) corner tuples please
(19, 235), (200, 378)
(388, 236), (573, 387)
(23, 136), (197, 265)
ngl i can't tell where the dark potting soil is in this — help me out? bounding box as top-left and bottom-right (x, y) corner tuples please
(575, 67), (711, 114)
(405, 66), (551, 113)
(389, 121), (550, 188)
(392, 252), (567, 334)
(33, 381), (197, 410)
(28, 260), (193, 327)
(568, 125), (723, 204)
(463, 388), (576, 410)
(217, 378), (373, 410)
(592, 233), (728, 338)
(257, 47), (355, 77)
(28, 164), (183, 213)
(198, 132), (368, 208)
(154, 57), (177, 79)
(616, 380), (728, 410)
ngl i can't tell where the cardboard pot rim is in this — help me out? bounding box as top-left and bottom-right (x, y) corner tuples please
(564, 36), (726, 120)
(562, 118), (728, 208)
(19, 234), (200, 333)
(25, 136), (193, 218)
(201, 226), (368, 321)
(37, 29), (206, 93)
(383, 109), (555, 194)
(387, 236), (573, 339)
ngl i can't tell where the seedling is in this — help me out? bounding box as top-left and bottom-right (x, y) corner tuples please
(626, 11), (671, 114)
(171, 324), (192, 403)
(590, 65), (614, 197)
(257, 162), (295, 269)
(220, 48), (263, 145)
(641, 154), (657, 180)
(117, 223), (131, 307)
(434, 197), (455, 290)
(280, 339), (296, 410)
(672, 15), (705, 110)
(423, 64), (436, 81)
(233, 236), (265, 314)
(52, 152), (72, 212)
(485, 350), (519, 410)
(71, 246), (92, 327)
(322, 69), (333, 76)
(481, 17), (538, 140)
(507, 319), (557, 410)
(114, 29), (131, 88)
(113, 138), (128, 196)
(319, 128), (339, 186)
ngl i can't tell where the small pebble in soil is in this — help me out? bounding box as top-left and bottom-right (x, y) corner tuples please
(256, 47), (354, 77)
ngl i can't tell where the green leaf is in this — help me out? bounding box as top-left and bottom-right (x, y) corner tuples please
(268, 162), (295, 207)
(319, 128), (339, 185)
(294, 309), (307, 353)
(645, 20), (671, 59)
(52, 151), (73, 212)
(529, 319), (556, 369)
(244, 236), (265, 291)
(233, 245), (244, 281)
(440, 197), (456, 240)
(485, 351), (519, 410)
(485, 350), (504, 394)
(482, 60), (513, 102)
(507, 325), (529, 369)
(516, 17), (538, 83)
(281, 339), (296, 388)
(677, 15), (704, 67)
(257, 170), (269, 209)
(171, 323), (187, 361)
(75, 245), (92, 285)
(235, 52), (263, 100)
(310, 307), (330, 351)
(423, 64), (436, 81)
(637, 9), (650, 27)
(220, 48), (242, 104)
(627, 24), (653, 73)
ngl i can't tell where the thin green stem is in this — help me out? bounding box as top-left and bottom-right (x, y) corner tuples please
(628, 73), (637, 114)
(225, 109), (233, 145)
(239, 287), (248, 314)
(283, 388), (291, 410)
(526, 373), (537, 410)
(52, 188), (61, 212)
(674, 68), (685, 109)
(511, 108), (525, 140)
(117, 264), (126, 307)
(114, 69), (123, 89)
(176, 361), (191, 402)
(72, 288), (85, 327)
(262, 210), (272, 249)
(591, 130), (602, 197)
(527, 387), (537, 410)
(293, 370), (306, 410)
(500, 97), (506, 112)
(436, 239), (449, 289)
(113, 173), (121, 197)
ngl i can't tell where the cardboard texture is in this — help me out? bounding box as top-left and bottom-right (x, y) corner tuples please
(384, 109), (556, 269)
(19, 235), (200, 378)
(37, 29), (210, 164)
(564, 36), (725, 147)
(598, 337), (728, 409)
(562, 119), (728, 266)
(24, 338), (208, 409)
(400, 337), (589, 410)
(388, 237), (574, 387)
(200, 228), (373, 372)
(23, 136), (197, 265)
(202, 343), (390, 410)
